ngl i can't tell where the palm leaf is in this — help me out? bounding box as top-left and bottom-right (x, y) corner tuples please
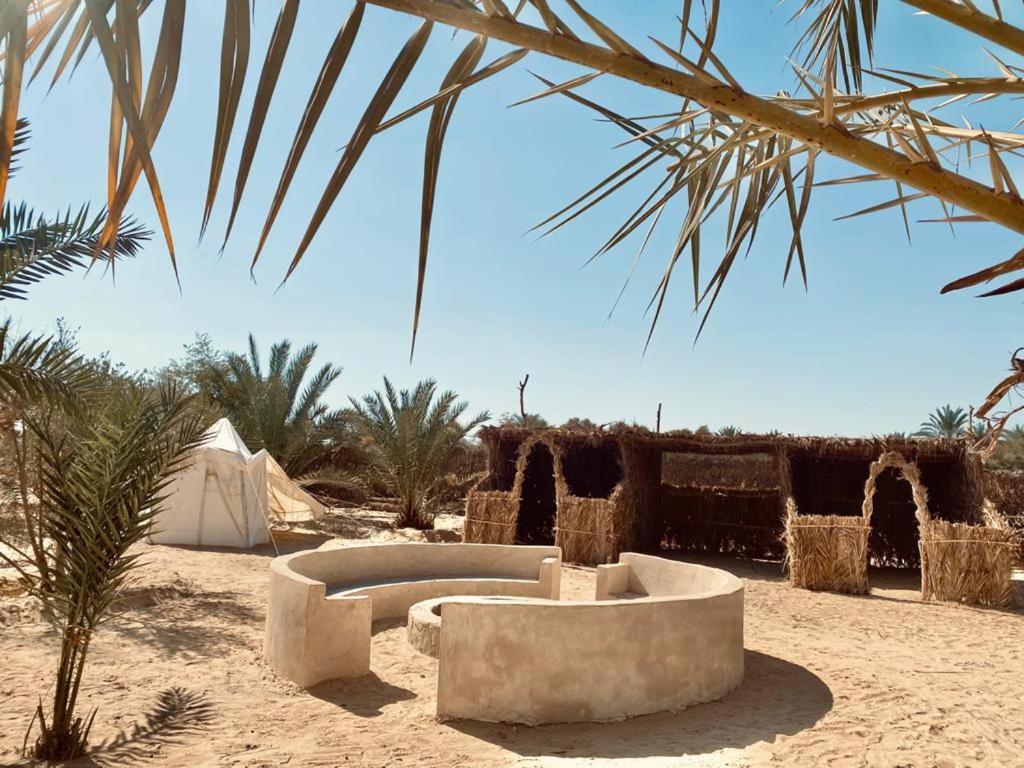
(0, 202), (150, 300)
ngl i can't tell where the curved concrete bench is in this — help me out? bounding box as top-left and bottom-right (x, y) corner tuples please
(436, 552), (744, 725)
(263, 542), (561, 687)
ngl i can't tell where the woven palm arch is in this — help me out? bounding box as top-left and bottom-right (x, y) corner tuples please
(465, 429), (622, 563)
(788, 450), (930, 596)
(466, 426), (1017, 606)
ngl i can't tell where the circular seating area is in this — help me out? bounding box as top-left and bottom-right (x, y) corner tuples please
(263, 543), (744, 725)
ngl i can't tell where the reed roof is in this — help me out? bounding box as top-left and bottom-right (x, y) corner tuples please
(478, 426), (973, 460)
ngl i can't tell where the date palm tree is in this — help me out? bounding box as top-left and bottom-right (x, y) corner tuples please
(349, 377), (489, 528)
(5, 1), (1024, 349)
(914, 405), (968, 439)
(201, 334), (356, 482)
(0, 317), (102, 589)
(0, 384), (206, 763)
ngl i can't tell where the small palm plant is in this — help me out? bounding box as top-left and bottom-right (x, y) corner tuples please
(0, 318), (100, 589)
(716, 425), (742, 436)
(914, 405), (968, 439)
(0, 384), (205, 763)
(349, 378), (489, 529)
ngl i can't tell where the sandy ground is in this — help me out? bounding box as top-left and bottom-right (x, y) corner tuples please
(1, 510), (1023, 768)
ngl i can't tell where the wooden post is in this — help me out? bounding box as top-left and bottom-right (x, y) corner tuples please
(518, 374), (529, 422)
(656, 403), (662, 434)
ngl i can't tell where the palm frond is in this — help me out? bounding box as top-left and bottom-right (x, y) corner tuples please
(10, 0), (1024, 347)
(0, 317), (97, 406)
(0, 202), (150, 300)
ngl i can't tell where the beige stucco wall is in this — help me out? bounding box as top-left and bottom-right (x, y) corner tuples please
(436, 553), (744, 724)
(263, 543), (561, 687)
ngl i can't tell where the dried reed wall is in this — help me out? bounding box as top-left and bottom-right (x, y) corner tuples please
(618, 439), (661, 552)
(463, 491), (517, 544)
(785, 452), (927, 595)
(919, 518), (1019, 607)
(788, 447), (980, 568)
(784, 450), (1019, 606)
(983, 469), (1024, 554)
(659, 449), (788, 559)
(468, 430), (1012, 605)
(463, 435), (528, 545)
(785, 505), (871, 594)
(464, 433), (634, 565)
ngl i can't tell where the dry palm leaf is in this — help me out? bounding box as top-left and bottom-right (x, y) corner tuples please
(7, 0), (1024, 350)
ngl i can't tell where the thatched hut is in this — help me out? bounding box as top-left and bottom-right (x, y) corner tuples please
(464, 427), (987, 570)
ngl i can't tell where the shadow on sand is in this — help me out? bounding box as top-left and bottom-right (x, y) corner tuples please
(110, 589), (264, 659)
(66, 688), (215, 767)
(447, 650), (832, 760)
(309, 673), (417, 717)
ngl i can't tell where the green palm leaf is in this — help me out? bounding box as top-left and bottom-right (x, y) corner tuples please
(0, 202), (150, 300)
(0, 317), (97, 406)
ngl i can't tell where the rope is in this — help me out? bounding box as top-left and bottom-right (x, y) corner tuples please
(64, 625), (92, 647)
(921, 538), (1018, 546)
(465, 517), (615, 540)
(555, 526), (615, 539)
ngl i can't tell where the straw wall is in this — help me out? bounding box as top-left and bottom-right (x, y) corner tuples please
(463, 434), (536, 545)
(554, 487), (620, 565)
(984, 469), (1024, 551)
(463, 491), (518, 544)
(551, 438), (621, 565)
(465, 432), (632, 564)
(618, 440), (661, 551)
(919, 517), (1020, 607)
(659, 448), (787, 559)
(785, 504), (871, 594)
(786, 451), (926, 595)
(662, 486), (786, 559)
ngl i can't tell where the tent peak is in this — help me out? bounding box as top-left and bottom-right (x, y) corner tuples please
(200, 418), (253, 461)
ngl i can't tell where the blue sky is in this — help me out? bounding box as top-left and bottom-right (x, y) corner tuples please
(7, 2), (1024, 435)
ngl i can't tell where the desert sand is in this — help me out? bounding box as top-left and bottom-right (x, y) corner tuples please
(1, 510), (1023, 768)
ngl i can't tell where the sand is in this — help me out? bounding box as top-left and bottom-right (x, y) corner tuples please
(1, 509), (1023, 768)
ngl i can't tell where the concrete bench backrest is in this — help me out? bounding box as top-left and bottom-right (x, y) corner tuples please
(620, 552), (732, 597)
(435, 552), (745, 725)
(287, 543), (561, 587)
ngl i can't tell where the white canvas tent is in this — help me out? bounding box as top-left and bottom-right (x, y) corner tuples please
(150, 419), (326, 548)
(150, 419), (269, 547)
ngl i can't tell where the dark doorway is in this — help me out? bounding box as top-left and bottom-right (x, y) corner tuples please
(516, 443), (557, 545)
(867, 467), (920, 569)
